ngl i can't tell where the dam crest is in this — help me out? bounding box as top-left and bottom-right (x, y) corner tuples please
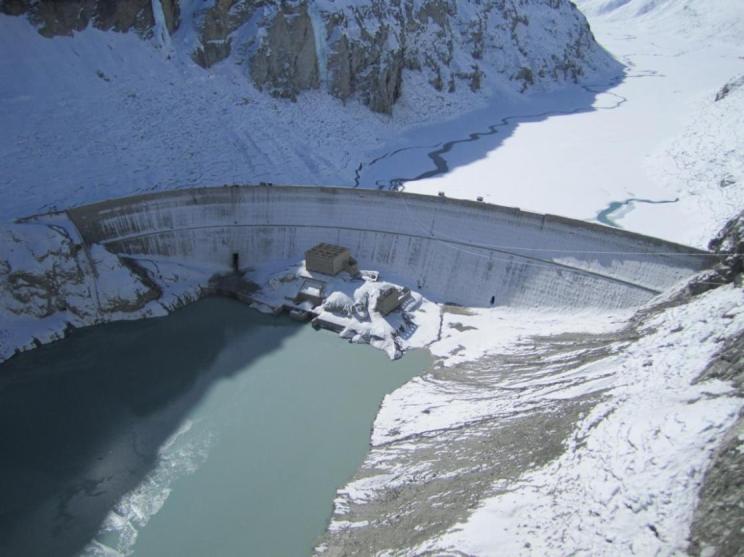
(63, 185), (713, 310)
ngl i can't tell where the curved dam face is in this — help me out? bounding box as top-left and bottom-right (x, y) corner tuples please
(66, 186), (714, 309)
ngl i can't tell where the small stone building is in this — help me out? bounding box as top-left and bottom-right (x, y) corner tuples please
(375, 285), (409, 316)
(305, 243), (359, 276)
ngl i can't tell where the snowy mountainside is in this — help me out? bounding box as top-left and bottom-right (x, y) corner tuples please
(646, 72), (744, 247)
(3, 0), (614, 114)
(575, 0), (744, 47)
(400, 0), (743, 248)
(241, 0), (611, 113)
(0, 0), (620, 223)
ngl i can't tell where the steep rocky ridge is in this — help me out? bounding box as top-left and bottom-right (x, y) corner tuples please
(1, 0), (615, 113)
(0, 0), (179, 37)
(680, 210), (744, 297)
(192, 0), (617, 113)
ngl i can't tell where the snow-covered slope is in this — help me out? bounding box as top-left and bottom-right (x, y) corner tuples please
(414, 283), (744, 557)
(4, 0), (613, 113)
(396, 0), (744, 247)
(578, 0), (744, 44)
(0, 0), (617, 222)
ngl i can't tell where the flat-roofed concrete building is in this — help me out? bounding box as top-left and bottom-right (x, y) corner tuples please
(305, 243), (359, 276)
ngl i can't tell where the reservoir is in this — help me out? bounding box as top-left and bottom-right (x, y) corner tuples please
(0, 298), (431, 557)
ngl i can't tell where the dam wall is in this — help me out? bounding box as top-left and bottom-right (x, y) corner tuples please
(66, 186), (715, 309)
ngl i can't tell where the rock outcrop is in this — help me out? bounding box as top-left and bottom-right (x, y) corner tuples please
(250, 3), (321, 101)
(0, 218), (161, 363)
(0, 0), (179, 37)
(2, 0), (616, 114)
(709, 209), (744, 280)
(239, 0), (612, 113)
(685, 210), (744, 296)
(715, 74), (744, 103)
(688, 328), (744, 557)
(190, 0), (255, 68)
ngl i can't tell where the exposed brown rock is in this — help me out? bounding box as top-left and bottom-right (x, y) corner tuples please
(3, 0), (616, 114)
(2, 0), (155, 37)
(250, 2), (320, 100)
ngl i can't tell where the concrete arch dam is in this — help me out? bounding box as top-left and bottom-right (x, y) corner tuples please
(66, 186), (715, 309)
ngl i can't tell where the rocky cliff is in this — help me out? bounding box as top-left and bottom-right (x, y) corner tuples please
(1, 0), (614, 114)
(0, 217), (162, 363)
(0, 0), (179, 37)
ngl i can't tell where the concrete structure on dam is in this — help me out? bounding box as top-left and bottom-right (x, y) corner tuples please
(65, 185), (715, 309)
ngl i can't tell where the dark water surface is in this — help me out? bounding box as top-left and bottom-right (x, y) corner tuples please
(0, 299), (430, 557)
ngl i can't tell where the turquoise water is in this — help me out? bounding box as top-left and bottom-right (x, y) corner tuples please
(595, 197), (679, 227)
(0, 298), (430, 557)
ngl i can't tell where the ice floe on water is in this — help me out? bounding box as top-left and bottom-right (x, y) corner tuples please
(83, 420), (213, 557)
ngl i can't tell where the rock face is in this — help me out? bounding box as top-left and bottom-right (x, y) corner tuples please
(688, 330), (744, 557)
(709, 209), (744, 278)
(0, 218), (161, 362)
(190, 0), (254, 69)
(2, 0), (615, 114)
(0, 0), (179, 37)
(0, 222), (159, 318)
(687, 210), (744, 295)
(250, 3), (321, 101)
(223, 0), (612, 113)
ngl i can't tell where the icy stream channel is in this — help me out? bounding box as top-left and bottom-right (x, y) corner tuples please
(0, 298), (430, 557)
